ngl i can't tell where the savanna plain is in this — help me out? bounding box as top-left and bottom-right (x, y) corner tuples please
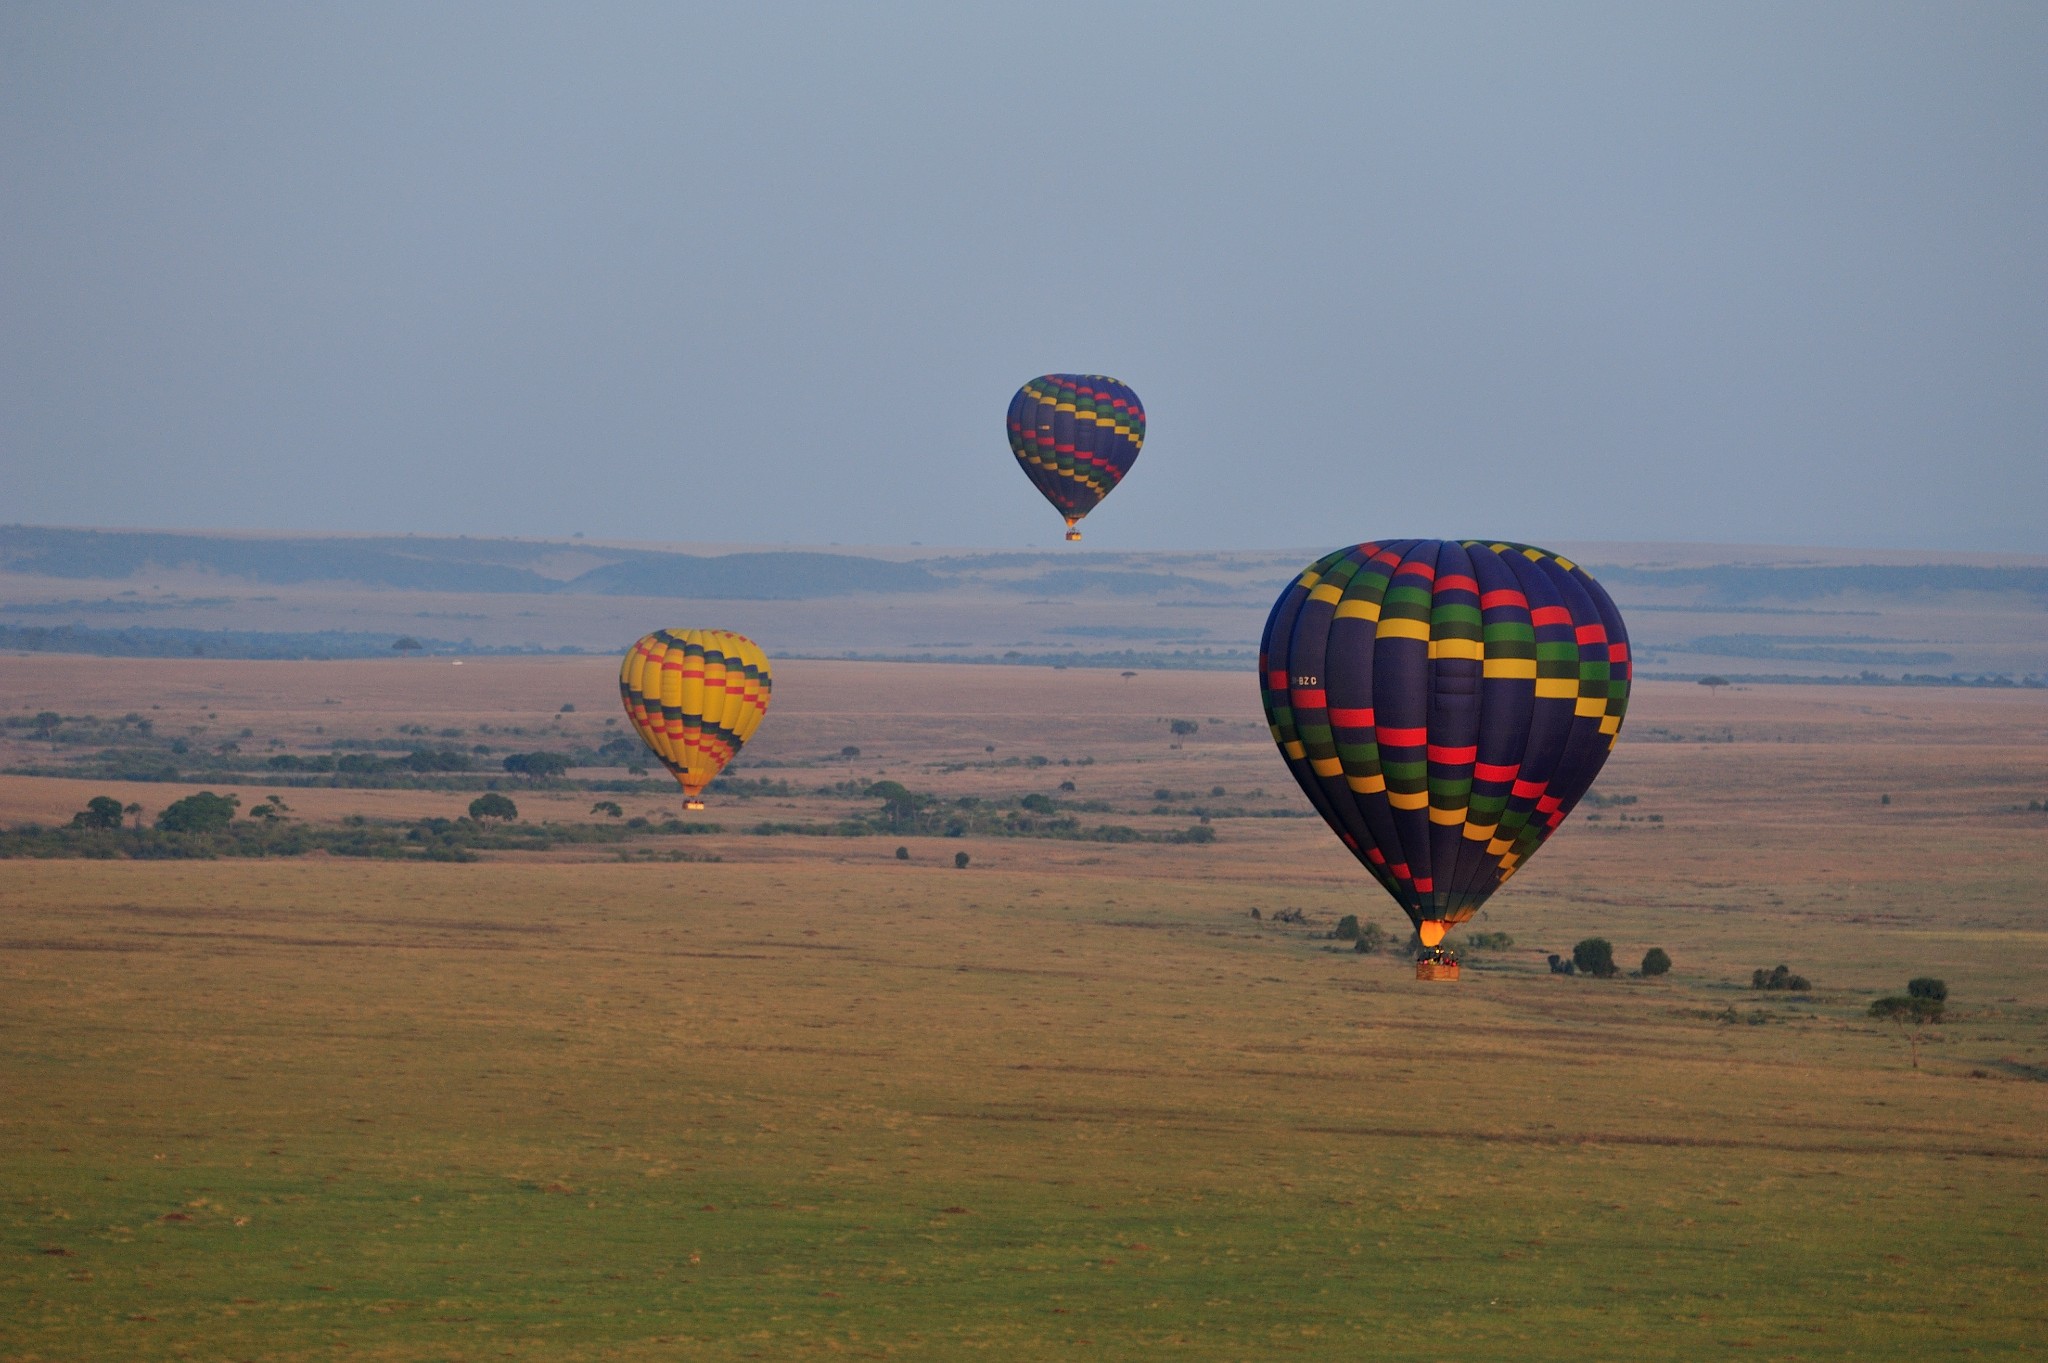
(3, 655), (2045, 1361)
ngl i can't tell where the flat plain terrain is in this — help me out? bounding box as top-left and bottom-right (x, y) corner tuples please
(3, 656), (2046, 1360)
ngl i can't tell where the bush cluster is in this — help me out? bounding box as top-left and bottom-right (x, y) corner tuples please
(1752, 964), (1811, 991)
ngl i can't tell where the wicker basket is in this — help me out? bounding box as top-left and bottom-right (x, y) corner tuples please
(1415, 959), (1461, 982)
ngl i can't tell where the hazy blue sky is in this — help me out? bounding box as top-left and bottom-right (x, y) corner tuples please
(3, 3), (2043, 552)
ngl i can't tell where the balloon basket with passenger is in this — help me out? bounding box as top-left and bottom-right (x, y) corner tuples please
(1415, 919), (1460, 981)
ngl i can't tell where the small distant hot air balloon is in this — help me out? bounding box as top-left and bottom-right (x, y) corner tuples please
(1260, 540), (1631, 980)
(619, 629), (772, 810)
(1007, 374), (1145, 541)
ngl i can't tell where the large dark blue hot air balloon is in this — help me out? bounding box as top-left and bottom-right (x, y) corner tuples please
(1007, 374), (1145, 541)
(1260, 540), (1631, 978)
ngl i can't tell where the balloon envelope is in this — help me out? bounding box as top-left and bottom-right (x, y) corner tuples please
(619, 629), (772, 805)
(1007, 374), (1145, 539)
(1260, 540), (1630, 936)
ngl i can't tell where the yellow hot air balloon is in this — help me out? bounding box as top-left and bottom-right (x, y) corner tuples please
(618, 629), (772, 810)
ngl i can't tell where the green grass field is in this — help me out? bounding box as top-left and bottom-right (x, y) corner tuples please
(5, 852), (2044, 1361)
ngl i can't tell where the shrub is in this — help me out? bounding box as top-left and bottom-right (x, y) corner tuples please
(1462, 931), (1514, 951)
(1168, 719), (1198, 737)
(559, 703), (575, 713)
(503, 751), (571, 778)
(1907, 977), (1947, 1002)
(590, 801), (623, 818)
(469, 793), (518, 823)
(1572, 937), (1617, 978)
(1333, 914), (1360, 941)
(1641, 947), (1672, 977)
(895, 846), (910, 861)
(953, 851), (970, 869)
(1354, 921), (1386, 954)
(1753, 965), (1811, 991)
(156, 791), (239, 833)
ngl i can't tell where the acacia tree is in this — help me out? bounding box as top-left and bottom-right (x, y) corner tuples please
(70, 796), (126, 830)
(469, 793), (518, 823)
(156, 791), (239, 833)
(1870, 994), (1943, 1069)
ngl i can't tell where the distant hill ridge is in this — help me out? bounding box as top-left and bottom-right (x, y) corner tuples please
(2, 526), (2044, 606)
(0, 526), (940, 600)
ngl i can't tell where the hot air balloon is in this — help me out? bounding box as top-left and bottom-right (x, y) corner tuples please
(1259, 540), (1630, 980)
(1007, 374), (1145, 541)
(619, 629), (772, 810)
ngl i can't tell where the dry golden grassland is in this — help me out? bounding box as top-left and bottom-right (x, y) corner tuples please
(3, 656), (2046, 1360)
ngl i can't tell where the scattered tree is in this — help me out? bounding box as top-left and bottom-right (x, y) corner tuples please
(1572, 937), (1618, 978)
(247, 797), (291, 823)
(469, 793), (518, 823)
(559, 703), (575, 713)
(841, 745), (861, 758)
(69, 796), (126, 830)
(1120, 671), (1137, 682)
(1869, 994), (1943, 1068)
(1168, 719), (1199, 737)
(392, 636), (423, 654)
(1352, 921), (1387, 954)
(1752, 964), (1812, 992)
(867, 780), (929, 832)
(123, 802), (143, 830)
(1698, 676), (1730, 691)
(895, 845), (910, 861)
(1908, 977), (1947, 1002)
(953, 851), (970, 869)
(1640, 947), (1672, 977)
(1058, 780), (1076, 792)
(590, 800), (624, 818)
(1333, 914), (1360, 941)
(1880, 793), (1891, 806)
(156, 791), (240, 833)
